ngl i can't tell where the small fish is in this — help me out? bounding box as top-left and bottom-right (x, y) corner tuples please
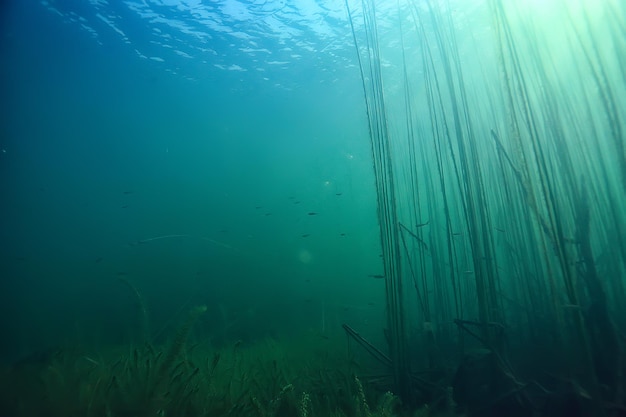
(264, 213), (272, 216)
(121, 205), (129, 209)
(301, 234), (311, 238)
(339, 233), (346, 237)
(122, 191), (134, 195)
(294, 201), (301, 204)
(495, 227), (505, 233)
(335, 193), (342, 196)
(308, 212), (318, 216)
(399, 222), (429, 251)
(255, 206), (263, 209)
(367, 302), (375, 306)
(368, 274), (385, 279)
(95, 257), (103, 263)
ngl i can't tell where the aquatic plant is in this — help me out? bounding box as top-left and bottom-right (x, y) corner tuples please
(118, 277), (150, 344)
(0, 326), (403, 417)
(345, 0), (625, 414)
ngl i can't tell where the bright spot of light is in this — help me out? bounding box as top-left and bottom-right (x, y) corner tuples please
(298, 249), (313, 264)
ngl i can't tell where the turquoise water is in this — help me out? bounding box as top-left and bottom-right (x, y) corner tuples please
(2, 0), (626, 415)
(1, 0), (385, 359)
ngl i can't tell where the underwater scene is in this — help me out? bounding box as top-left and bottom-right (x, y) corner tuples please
(1, 0), (625, 416)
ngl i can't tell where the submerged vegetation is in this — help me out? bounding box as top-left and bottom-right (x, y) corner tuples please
(3, 0), (626, 416)
(0, 308), (410, 417)
(345, 0), (626, 415)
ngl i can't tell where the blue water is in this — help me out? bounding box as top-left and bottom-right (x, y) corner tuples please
(1, 0), (385, 359)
